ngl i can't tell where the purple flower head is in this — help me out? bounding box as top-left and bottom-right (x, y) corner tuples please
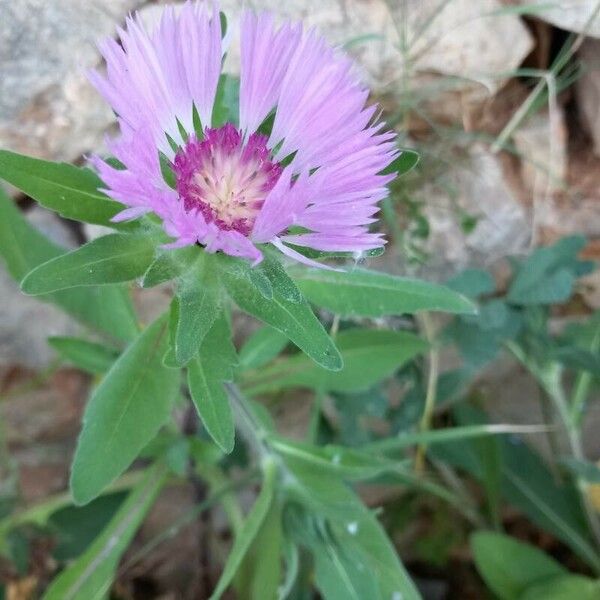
(90, 1), (398, 265)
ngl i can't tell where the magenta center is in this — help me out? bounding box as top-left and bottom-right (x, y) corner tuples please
(173, 124), (282, 235)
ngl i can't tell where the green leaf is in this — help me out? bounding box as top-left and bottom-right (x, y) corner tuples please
(258, 254), (303, 303)
(508, 236), (592, 305)
(21, 233), (156, 295)
(174, 254), (221, 366)
(333, 514), (420, 600)
(292, 268), (476, 317)
(222, 262), (342, 371)
(48, 492), (127, 562)
(70, 315), (179, 505)
(60, 287), (139, 343)
(312, 529), (382, 600)
(247, 268), (273, 299)
(471, 531), (565, 600)
(0, 186), (138, 341)
(379, 149), (420, 177)
(560, 458), (600, 483)
(236, 500), (283, 600)
(43, 464), (166, 600)
(285, 483), (421, 600)
(141, 246), (198, 288)
(212, 75), (240, 128)
(242, 329), (426, 394)
(187, 315), (236, 453)
(0, 150), (124, 227)
(269, 437), (395, 480)
(445, 268), (495, 298)
(284, 462), (367, 521)
(475, 433), (502, 529)
(511, 268), (575, 305)
(48, 337), (119, 375)
(434, 407), (600, 572)
(500, 439), (598, 571)
(552, 346), (600, 376)
(520, 575), (600, 600)
(238, 326), (288, 370)
(209, 460), (276, 600)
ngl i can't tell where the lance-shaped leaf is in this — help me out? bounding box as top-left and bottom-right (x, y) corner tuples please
(258, 253), (303, 302)
(209, 460), (276, 600)
(21, 233), (156, 295)
(174, 254), (222, 366)
(242, 329), (426, 394)
(188, 315), (237, 453)
(292, 268), (476, 317)
(141, 246), (198, 288)
(44, 464), (166, 600)
(0, 187), (138, 341)
(0, 150), (124, 227)
(48, 337), (119, 375)
(284, 479), (421, 600)
(238, 326), (288, 370)
(471, 531), (565, 600)
(222, 262), (342, 371)
(70, 314), (179, 505)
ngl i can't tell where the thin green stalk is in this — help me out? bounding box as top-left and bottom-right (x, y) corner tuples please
(544, 369), (600, 549)
(491, 0), (600, 153)
(507, 341), (600, 553)
(415, 313), (439, 473)
(117, 471), (258, 577)
(196, 462), (246, 537)
(571, 326), (600, 427)
(305, 318), (340, 446)
(225, 382), (270, 459)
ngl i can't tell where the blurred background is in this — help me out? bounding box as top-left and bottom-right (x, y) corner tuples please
(1, 1), (600, 598)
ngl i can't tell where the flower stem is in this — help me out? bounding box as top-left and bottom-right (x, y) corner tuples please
(535, 364), (600, 553)
(571, 325), (600, 427)
(415, 313), (439, 474)
(224, 382), (271, 461)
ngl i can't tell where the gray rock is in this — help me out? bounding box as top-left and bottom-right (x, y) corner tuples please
(0, 207), (79, 369)
(416, 146), (531, 278)
(0, 268), (78, 369)
(577, 38), (600, 157)
(513, 109), (568, 195)
(511, 0), (600, 38)
(27, 205), (80, 249)
(0, 0), (141, 161)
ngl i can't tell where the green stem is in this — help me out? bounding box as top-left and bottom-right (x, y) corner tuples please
(196, 462), (245, 537)
(571, 326), (600, 427)
(542, 366), (600, 552)
(415, 313), (439, 473)
(224, 382), (271, 460)
(507, 341), (600, 555)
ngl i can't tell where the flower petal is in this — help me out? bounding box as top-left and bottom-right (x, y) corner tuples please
(239, 11), (302, 135)
(268, 29), (371, 172)
(282, 232), (386, 253)
(251, 168), (314, 243)
(90, 1), (222, 156)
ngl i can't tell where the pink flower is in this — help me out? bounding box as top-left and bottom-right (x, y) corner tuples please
(90, 2), (398, 265)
